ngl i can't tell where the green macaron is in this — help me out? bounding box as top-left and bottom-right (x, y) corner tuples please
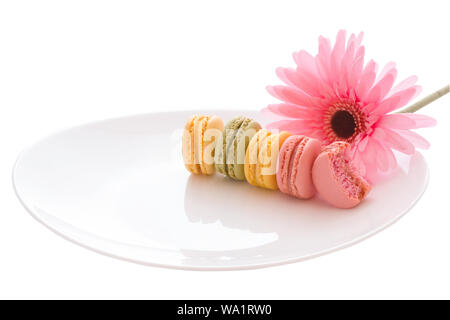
(214, 116), (261, 180)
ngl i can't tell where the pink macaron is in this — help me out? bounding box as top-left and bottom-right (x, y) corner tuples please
(312, 141), (371, 208)
(276, 135), (322, 199)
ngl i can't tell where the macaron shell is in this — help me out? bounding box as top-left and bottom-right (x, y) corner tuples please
(182, 116), (194, 173)
(245, 129), (270, 187)
(276, 135), (305, 195)
(202, 116), (224, 175)
(193, 116), (208, 174)
(312, 152), (361, 208)
(182, 115), (201, 174)
(232, 120), (261, 180)
(259, 131), (291, 190)
(291, 137), (321, 199)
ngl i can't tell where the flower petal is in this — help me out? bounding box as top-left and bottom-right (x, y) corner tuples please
(330, 30), (347, 81)
(371, 86), (421, 115)
(266, 119), (316, 135)
(374, 137), (397, 170)
(361, 137), (377, 172)
(371, 138), (389, 172)
(346, 33), (356, 51)
(275, 67), (298, 89)
(260, 107), (290, 125)
(381, 141), (397, 170)
(295, 71), (327, 97)
(378, 127), (415, 154)
(341, 35), (356, 85)
(355, 32), (364, 49)
(356, 60), (378, 100)
(316, 36), (332, 82)
(352, 150), (366, 177)
(331, 30), (346, 76)
(266, 85), (311, 107)
(358, 135), (369, 152)
(266, 103), (314, 119)
(367, 70), (397, 102)
(276, 67), (327, 98)
(365, 94), (400, 115)
(348, 49), (364, 88)
(377, 113), (418, 130)
(398, 113), (437, 128)
(371, 127), (386, 140)
(390, 75), (418, 96)
(293, 50), (318, 76)
(397, 130), (431, 149)
(376, 62), (396, 83)
(266, 119), (309, 130)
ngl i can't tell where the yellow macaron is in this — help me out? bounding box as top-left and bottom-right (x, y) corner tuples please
(182, 115), (224, 175)
(244, 130), (291, 190)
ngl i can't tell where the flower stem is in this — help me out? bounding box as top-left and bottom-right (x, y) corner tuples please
(398, 84), (450, 113)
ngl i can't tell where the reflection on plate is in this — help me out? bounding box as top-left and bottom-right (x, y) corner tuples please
(13, 110), (429, 270)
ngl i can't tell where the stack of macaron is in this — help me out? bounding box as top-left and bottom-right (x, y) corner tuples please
(182, 114), (371, 208)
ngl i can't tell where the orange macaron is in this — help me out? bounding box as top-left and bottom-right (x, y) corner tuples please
(182, 115), (224, 175)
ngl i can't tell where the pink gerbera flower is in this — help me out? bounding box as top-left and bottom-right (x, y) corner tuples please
(262, 30), (436, 180)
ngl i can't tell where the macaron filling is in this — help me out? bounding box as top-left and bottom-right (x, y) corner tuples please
(327, 144), (370, 201)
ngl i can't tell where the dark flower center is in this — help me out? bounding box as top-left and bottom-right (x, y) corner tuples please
(330, 110), (356, 139)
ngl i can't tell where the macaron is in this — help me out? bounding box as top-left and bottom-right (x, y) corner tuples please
(244, 129), (291, 190)
(276, 135), (322, 199)
(214, 116), (261, 180)
(312, 141), (371, 208)
(182, 115), (224, 175)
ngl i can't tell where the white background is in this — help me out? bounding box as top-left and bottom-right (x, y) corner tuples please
(1, 0), (449, 299)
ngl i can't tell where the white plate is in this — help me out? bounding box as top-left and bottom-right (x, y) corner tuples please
(13, 110), (429, 270)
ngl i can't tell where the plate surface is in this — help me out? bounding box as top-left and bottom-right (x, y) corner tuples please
(13, 110), (429, 270)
